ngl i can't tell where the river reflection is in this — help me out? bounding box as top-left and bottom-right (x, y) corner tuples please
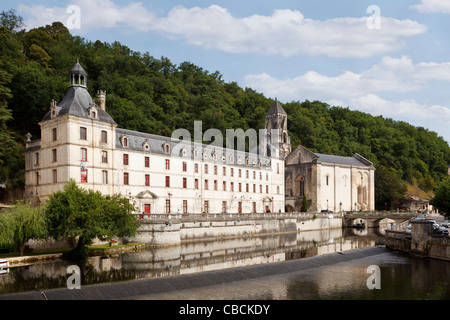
(0, 227), (384, 295)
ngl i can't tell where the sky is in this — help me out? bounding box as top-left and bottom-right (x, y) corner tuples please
(2, 0), (450, 144)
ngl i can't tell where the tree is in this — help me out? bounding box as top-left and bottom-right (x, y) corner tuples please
(44, 180), (140, 257)
(0, 9), (25, 32)
(0, 201), (48, 256)
(301, 195), (308, 212)
(431, 178), (450, 217)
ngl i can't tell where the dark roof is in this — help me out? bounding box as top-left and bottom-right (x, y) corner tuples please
(41, 86), (116, 124)
(267, 98), (287, 115)
(70, 61), (87, 76)
(314, 153), (371, 167)
(41, 62), (116, 124)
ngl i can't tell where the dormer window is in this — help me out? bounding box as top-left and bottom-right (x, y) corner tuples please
(88, 104), (98, 119)
(163, 143), (170, 154)
(120, 136), (129, 147)
(142, 141), (150, 151)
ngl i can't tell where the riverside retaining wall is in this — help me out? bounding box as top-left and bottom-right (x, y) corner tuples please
(385, 220), (450, 261)
(127, 213), (343, 247)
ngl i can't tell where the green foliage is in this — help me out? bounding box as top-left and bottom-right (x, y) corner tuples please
(301, 195), (308, 213)
(0, 201), (47, 255)
(43, 180), (140, 254)
(431, 178), (450, 217)
(0, 10), (449, 207)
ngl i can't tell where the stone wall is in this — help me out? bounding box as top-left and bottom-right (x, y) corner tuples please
(386, 220), (450, 261)
(127, 213), (343, 247)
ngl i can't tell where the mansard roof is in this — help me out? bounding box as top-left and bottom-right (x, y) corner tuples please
(266, 98), (287, 116)
(41, 62), (116, 124)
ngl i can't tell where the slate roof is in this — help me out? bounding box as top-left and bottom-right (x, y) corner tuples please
(115, 127), (272, 168)
(41, 61), (116, 124)
(314, 153), (372, 167)
(266, 98), (287, 115)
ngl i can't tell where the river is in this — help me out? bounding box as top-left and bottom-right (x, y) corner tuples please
(1, 225), (450, 300)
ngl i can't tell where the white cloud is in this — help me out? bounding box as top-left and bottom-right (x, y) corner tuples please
(152, 5), (426, 58)
(411, 0), (450, 13)
(244, 56), (450, 101)
(18, 2), (426, 58)
(18, 0), (155, 32)
(349, 94), (450, 124)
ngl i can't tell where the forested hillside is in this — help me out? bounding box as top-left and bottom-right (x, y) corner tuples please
(1, 11), (449, 210)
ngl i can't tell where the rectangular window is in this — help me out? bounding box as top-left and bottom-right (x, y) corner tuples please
(102, 170), (108, 184)
(183, 200), (188, 214)
(124, 172), (129, 185)
(52, 128), (57, 141)
(277, 163), (280, 174)
(260, 185), (262, 193)
(223, 167), (226, 176)
(214, 180), (218, 190)
(214, 165), (218, 175)
(183, 177), (187, 189)
(165, 176), (170, 188)
(253, 171), (256, 179)
(204, 164), (208, 174)
(253, 184), (256, 193)
(35, 172), (40, 185)
(231, 182), (234, 192)
(194, 163), (199, 173)
(52, 169), (57, 183)
(204, 180), (209, 190)
(246, 170), (249, 179)
(34, 153), (39, 166)
(165, 200), (171, 214)
(145, 174), (150, 187)
(223, 181), (226, 191)
(195, 179), (199, 189)
(253, 202), (256, 213)
(102, 151), (108, 163)
(266, 185), (269, 193)
(165, 159), (170, 170)
(239, 183), (242, 192)
(231, 168), (234, 177)
(239, 169), (242, 178)
(52, 149), (57, 162)
(222, 201), (227, 213)
(81, 148), (87, 161)
(145, 156), (150, 168)
(246, 183), (249, 192)
(123, 154), (129, 165)
(80, 127), (87, 140)
(204, 201), (209, 214)
(182, 161), (187, 172)
(101, 130), (107, 143)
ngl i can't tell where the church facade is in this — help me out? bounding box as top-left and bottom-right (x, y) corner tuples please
(285, 145), (375, 213)
(24, 61), (286, 215)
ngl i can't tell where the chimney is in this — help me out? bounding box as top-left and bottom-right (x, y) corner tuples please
(98, 90), (106, 111)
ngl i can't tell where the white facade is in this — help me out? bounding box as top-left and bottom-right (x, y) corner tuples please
(285, 145), (375, 212)
(25, 62), (286, 215)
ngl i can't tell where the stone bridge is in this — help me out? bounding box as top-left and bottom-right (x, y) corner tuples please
(343, 212), (417, 228)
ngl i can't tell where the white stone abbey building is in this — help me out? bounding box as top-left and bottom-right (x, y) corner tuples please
(25, 61), (375, 214)
(25, 62), (287, 215)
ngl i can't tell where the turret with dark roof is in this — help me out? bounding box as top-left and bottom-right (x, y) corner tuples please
(41, 61), (115, 124)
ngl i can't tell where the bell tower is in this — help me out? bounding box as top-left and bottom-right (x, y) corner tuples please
(265, 98), (291, 159)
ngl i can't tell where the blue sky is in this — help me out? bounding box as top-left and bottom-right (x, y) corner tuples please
(2, 0), (450, 144)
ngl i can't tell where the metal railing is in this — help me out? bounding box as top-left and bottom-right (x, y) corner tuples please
(134, 211), (344, 222)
